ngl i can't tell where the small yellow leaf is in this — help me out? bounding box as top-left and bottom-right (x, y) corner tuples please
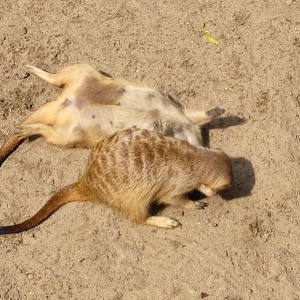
(203, 31), (220, 46)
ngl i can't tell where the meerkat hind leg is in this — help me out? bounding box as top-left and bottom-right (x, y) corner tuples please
(21, 100), (63, 126)
(1, 100), (60, 164)
(161, 194), (207, 210)
(123, 197), (181, 229)
(15, 123), (59, 139)
(15, 124), (77, 147)
(25, 64), (58, 86)
(145, 216), (181, 228)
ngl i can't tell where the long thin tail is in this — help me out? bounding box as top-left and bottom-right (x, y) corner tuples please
(0, 181), (90, 235)
(0, 135), (24, 167)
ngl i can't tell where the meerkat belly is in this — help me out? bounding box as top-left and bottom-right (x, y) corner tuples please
(78, 104), (118, 137)
(117, 86), (163, 108)
(118, 86), (189, 122)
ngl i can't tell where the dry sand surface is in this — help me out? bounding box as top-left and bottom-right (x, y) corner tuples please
(0, 1), (299, 299)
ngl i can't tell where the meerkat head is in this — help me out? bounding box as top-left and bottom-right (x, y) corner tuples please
(209, 151), (233, 194)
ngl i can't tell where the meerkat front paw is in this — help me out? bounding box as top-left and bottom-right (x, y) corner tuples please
(194, 201), (208, 210)
(206, 107), (225, 117)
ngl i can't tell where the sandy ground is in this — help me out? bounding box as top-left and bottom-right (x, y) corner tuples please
(0, 0), (299, 299)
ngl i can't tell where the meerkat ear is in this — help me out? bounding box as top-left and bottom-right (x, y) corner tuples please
(184, 107), (225, 125)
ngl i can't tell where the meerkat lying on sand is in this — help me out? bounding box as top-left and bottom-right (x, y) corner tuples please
(0, 63), (224, 165)
(0, 129), (232, 234)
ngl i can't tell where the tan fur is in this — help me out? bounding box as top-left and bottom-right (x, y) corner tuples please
(0, 129), (232, 234)
(0, 64), (224, 165)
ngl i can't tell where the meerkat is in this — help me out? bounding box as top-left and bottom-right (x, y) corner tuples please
(0, 129), (232, 234)
(0, 63), (224, 165)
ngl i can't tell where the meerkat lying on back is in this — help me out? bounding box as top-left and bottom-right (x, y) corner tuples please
(0, 129), (232, 234)
(0, 63), (224, 165)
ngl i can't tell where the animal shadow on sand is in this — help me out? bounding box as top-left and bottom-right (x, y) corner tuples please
(188, 115), (255, 201)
